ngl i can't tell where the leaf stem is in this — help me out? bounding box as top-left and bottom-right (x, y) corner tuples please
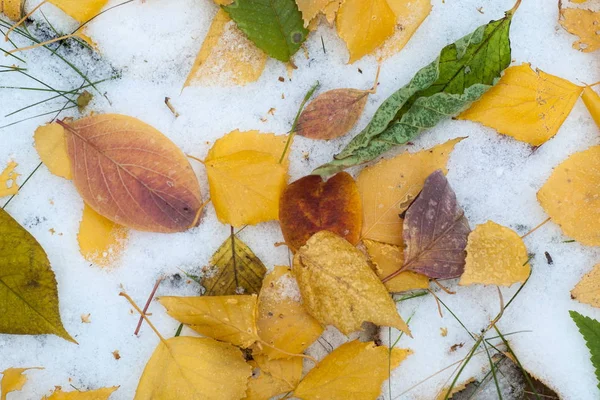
(520, 217), (550, 239)
(134, 277), (164, 336)
(119, 292), (166, 343)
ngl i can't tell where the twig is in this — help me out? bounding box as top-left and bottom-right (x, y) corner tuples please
(521, 217), (550, 239)
(120, 292), (166, 343)
(134, 277), (164, 336)
(164, 97), (179, 117)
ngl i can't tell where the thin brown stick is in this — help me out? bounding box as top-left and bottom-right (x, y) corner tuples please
(520, 217), (551, 239)
(432, 279), (456, 295)
(5, 0), (48, 41)
(134, 277), (164, 335)
(164, 97), (180, 117)
(188, 198), (211, 229)
(186, 154), (205, 165)
(8, 33), (77, 54)
(428, 289), (444, 318)
(120, 292), (166, 343)
(365, 64), (382, 94)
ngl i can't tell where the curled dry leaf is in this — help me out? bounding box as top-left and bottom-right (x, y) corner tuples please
(245, 355), (302, 399)
(572, 264), (600, 308)
(159, 295), (259, 348)
(559, 3), (600, 52)
(135, 336), (251, 400)
(459, 221), (530, 287)
(0, 0), (24, 20)
(0, 161), (19, 197)
(537, 146), (600, 246)
(293, 340), (411, 400)
(60, 114), (203, 233)
(279, 172), (362, 251)
(34, 123), (72, 179)
(47, 0), (109, 23)
(78, 204), (129, 267)
(293, 231), (410, 335)
(43, 387), (119, 400)
(1, 367), (43, 400)
(459, 64), (582, 146)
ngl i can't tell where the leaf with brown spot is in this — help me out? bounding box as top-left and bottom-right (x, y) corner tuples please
(59, 114), (203, 233)
(279, 172), (362, 252)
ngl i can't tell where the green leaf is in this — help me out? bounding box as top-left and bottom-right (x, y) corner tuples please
(570, 310), (600, 390)
(313, 7), (516, 176)
(0, 209), (75, 343)
(223, 0), (308, 62)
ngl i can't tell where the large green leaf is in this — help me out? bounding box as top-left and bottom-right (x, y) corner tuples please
(313, 6), (516, 176)
(571, 310), (600, 390)
(0, 209), (75, 343)
(223, 0), (308, 62)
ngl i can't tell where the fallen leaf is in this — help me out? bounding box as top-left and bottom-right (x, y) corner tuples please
(112, 350), (120, 360)
(364, 240), (429, 293)
(279, 172), (362, 251)
(159, 295), (259, 348)
(459, 64), (582, 146)
(582, 86), (600, 128)
(294, 340), (411, 400)
(78, 204), (128, 267)
(572, 264), (600, 308)
(1, 367), (43, 400)
(1, 0), (24, 20)
(293, 231), (410, 335)
(460, 221), (530, 286)
(245, 356), (302, 399)
(81, 313), (91, 323)
(0, 209), (75, 343)
(537, 145), (600, 246)
(357, 138), (464, 246)
(256, 266), (323, 359)
(559, 4), (600, 52)
(571, 311), (600, 390)
(436, 377), (476, 400)
(296, 0), (330, 26)
(43, 387), (118, 400)
(0, 161), (19, 197)
(205, 130), (288, 227)
(184, 9), (267, 87)
(76, 91), (93, 112)
(34, 123), (72, 180)
(135, 336), (251, 400)
(47, 0), (109, 23)
(60, 114), (203, 233)
(322, 0), (341, 24)
(200, 230), (267, 296)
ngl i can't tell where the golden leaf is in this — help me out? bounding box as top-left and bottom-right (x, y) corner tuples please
(256, 266), (323, 359)
(459, 64), (582, 146)
(582, 86), (600, 128)
(1, 367), (42, 400)
(0, 161), (19, 197)
(47, 0), (109, 23)
(459, 221), (530, 287)
(296, 0), (330, 26)
(364, 240), (429, 293)
(205, 130), (289, 227)
(293, 231), (409, 335)
(78, 204), (128, 267)
(537, 145), (600, 246)
(184, 9), (267, 87)
(159, 295), (259, 348)
(436, 378), (476, 400)
(323, 0), (341, 24)
(43, 387), (118, 400)
(245, 356), (302, 400)
(559, 5), (600, 52)
(61, 114), (203, 233)
(357, 138), (463, 245)
(34, 123), (72, 180)
(294, 340), (411, 400)
(135, 336), (251, 400)
(572, 264), (600, 308)
(1, 0), (23, 20)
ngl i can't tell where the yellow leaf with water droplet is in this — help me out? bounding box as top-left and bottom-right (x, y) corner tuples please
(43, 387), (118, 400)
(560, 5), (600, 52)
(572, 264), (600, 308)
(34, 123), (72, 179)
(1, 367), (42, 400)
(48, 0), (109, 23)
(0, 161), (19, 197)
(78, 203), (128, 267)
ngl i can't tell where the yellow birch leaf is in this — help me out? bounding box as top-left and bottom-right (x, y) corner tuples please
(294, 340), (411, 400)
(572, 264), (600, 308)
(159, 295), (259, 348)
(43, 387), (118, 400)
(205, 130), (289, 227)
(537, 145), (600, 246)
(244, 356), (302, 400)
(323, 0), (341, 24)
(48, 0), (109, 23)
(0, 161), (19, 197)
(357, 137), (463, 245)
(582, 86), (600, 128)
(184, 9), (267, 87)
(78, 203), (128, 267)
(364, 240), (429, 293)
(135, 336), (251, 400)
(1, 0), (23, 20)
(560, 6), (600, 52)
(293, 231), (410, 335)
(459, 221), (530, 287)
(436, 378), (476, 400)
(1, 367), (42, 400)
(336, 0), (397, 63)
(256, 266), (323, 359)
(459, 64), (582, 146)
(296, 0), (330, 26)
(34, 123), (72, 180)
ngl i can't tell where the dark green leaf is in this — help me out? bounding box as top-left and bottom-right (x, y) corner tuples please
(571, 310), (600, 390)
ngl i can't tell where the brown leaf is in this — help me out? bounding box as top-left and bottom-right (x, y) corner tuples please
(279, 172), (362, 251)
(59, 115), (203, 233)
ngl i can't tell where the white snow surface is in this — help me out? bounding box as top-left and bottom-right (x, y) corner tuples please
(1, 0), (600, 399)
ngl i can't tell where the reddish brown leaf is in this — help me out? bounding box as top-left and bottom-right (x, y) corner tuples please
(60, 114), (203, 233)
(279, 172), (362, 251)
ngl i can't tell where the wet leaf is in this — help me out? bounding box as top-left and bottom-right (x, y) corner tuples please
(460, 221), (530, 287)
(279, 172), (362, 252)
(559, 4), (600, 52)
(1, 0), (24, 20)
(205, 130), (289, 227)
(572, 264), (600, 308)
(1, 367), (42, 400)
(34, 123), (72, 180)
(48, 0), (109, 23)
(294, 340), (411, 400)
(43, 387), (119, 400)
(0, 209), (75, 343)
(135, 336), (251, 400)
(159, 295), (259, 348)
(255, 266), (323, 359)
(459, 64), (582, 146)
(61, 115), (203, 233)
(245, 356), (302, 399)
(78, 204), (128, 267)
(293, 231), (409, 335)
(0, 161), (19, 197)
(570, 311), (600, 390)
(537, 145), (600, 246)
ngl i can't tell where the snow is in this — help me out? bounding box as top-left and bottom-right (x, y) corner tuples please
(1, 0), (600, 399)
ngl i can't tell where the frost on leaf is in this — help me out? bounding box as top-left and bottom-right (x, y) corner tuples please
(572, 264), (600, 308)
(0, 161), (19, 197)
(78, 204), (129, 268)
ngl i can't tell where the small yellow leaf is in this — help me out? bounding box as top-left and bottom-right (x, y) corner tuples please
(256, 266), (323, 359)
(297, 0), (330, 26)
(364, 240), (429, 293)
(560, 6), (600, 52)
(48, 0), (109, 23)
(459, 64), (582, 146)
(184, 9), (267, 87)
(159, 295), (259, 348)
(293, 231), (410, 335)
(537, 145), (600, 246)
(1, 367), (42, 400)
(34, 123), (72, 180)
(459, 221), (530, 287)
(244, 355), (302, 399)
(78, 203), (128, 267)
(572, 264), (600, 308)
(0, 161), (19, 197)
(357, 138), (463, 245)
(1, 0), (23, 20)
(323, 0), (341, 24)
(582, 86), (600, 128)
(294, 340), (411, 400)
(206, 130), (289, 227)
(43, 387), (118, 400)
